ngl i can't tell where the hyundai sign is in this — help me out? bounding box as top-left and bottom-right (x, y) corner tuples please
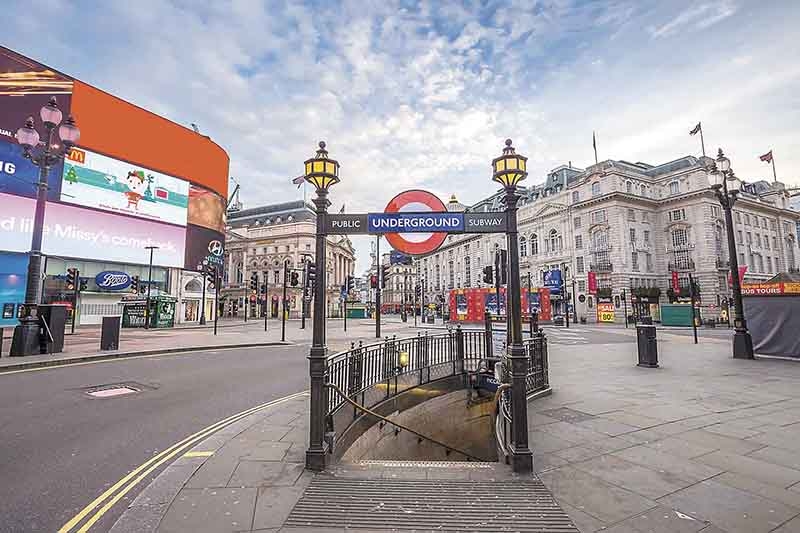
(95, 271), (132, 291)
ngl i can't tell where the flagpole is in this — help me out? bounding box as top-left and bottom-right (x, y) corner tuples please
(699, 127), (706, 157)
(772, 157), (777, 183)
(593, 131), (598, 164)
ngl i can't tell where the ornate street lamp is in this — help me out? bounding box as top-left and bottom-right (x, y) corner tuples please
(11, 97), (80, 356)
(492, 139), (533, 473)
(304, 141), (340, 471)
(708, 149), (754, 359)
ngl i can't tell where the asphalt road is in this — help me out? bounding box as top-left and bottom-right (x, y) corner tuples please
(0, 344), (311, 533)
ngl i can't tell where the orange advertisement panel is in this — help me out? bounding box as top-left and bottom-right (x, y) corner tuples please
(71, 81), (229, 197)
(742, 282), (800, 295)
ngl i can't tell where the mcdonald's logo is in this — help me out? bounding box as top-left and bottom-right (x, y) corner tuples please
(66, 147), (86, 164)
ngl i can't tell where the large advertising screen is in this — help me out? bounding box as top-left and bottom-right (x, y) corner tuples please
(188, 184), (226, 233)
(185, 224), (225, 272)
(0, 192), (186, 267)
(61, 147), (189, 226)
(0, 138), (63, 199)
(0, 252), (27, 327)
(0, 48), (73, 144)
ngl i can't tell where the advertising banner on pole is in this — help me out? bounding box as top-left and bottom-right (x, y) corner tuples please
(671, 271), (680, 291)
(588, 271), (597, 294)
(61, 147), (189, 226)
(544, 269), (562, 293)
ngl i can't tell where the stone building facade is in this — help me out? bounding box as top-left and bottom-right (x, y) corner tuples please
(222, 200), (356, 318)
(415, 155), (800, 323)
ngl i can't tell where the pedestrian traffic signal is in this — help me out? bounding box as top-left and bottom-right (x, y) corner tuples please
(381, 265), (389, 289)
(130, 275), (140, 293)
(482, 265), (493, 284)
(66, 268), (78, 291)
(79, 279), (88, 292)
(249, 273), (258, 293)
(370, 274), (378, 289)
(306, 262), (316, 285)
(290, 271), (300, 287)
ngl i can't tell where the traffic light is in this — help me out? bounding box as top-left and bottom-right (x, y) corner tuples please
(370, 274), (378, 289)
(290, 271), (300, 287)
(482, 265), (493, 284)
(79, 279), (88, 292)
(260, 283), (267, 294)
(381, 265), (389, 289)
(66, 268), (78, 291)
(346, 275), (355, 293)
(415, 285), (421, 298)
(130, 275), (140, 293)
(249, 273), (258, 293)
(205, 265), (216, 286)
(494, 249), (508, 285)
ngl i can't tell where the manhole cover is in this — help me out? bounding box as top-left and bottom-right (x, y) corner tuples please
(85, 385), (140, 398)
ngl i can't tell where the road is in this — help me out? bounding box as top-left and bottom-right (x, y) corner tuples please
(0, 318), (674, 533)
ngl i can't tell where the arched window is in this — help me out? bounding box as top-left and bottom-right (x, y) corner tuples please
(520, 236), (527, 257)
(672, 228), (688, 248)
(592, 182), (601, 196)
(531, 233), (539, 255)
(592, 229), (609, 250)
(549, 229), (560, 252)
(235, 263), (243, 284)
(626, 181), (632, 193)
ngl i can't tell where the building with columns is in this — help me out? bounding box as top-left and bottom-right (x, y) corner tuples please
(415, 155), (800, 323)
(221, 200), (356, 318)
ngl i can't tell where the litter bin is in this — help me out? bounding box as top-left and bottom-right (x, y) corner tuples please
(636, 325), (658, 368)
(38, 304), (67, 354)
(101, 315), (121, 351)
(426, 315), (435, 324)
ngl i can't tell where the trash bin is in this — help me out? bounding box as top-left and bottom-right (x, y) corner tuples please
(426, 315), (435, 324)
(636, 325), (658, 368)
(101, 315), (121, 351)
(38, 304), (67, 354)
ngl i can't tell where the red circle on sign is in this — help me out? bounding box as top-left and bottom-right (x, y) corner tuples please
(384, 189), (448, 256)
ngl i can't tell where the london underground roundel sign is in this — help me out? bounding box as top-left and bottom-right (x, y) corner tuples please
(384, 190), (448, 256)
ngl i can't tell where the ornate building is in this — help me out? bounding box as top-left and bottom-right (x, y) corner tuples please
(222, 200), (356, 318)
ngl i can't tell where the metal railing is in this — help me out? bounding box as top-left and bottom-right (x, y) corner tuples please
(323, 326), (550, 450)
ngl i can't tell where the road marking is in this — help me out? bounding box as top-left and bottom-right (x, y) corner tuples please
(59, 390), (308, 533)
(0, 344), (297, 376)
(183, 451), (214, 457)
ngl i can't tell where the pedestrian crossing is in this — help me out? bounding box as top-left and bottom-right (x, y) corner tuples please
(541, 327), (590, 345)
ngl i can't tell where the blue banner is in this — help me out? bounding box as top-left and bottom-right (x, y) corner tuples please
(367, 212), (464, 233)
(544, 269), (562, 293)
(0, 252), (27, 326)
(0, 139), (63, 200)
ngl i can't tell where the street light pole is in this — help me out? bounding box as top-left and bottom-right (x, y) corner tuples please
(304, 142), (339, 471)
(493, 139), (533, 473)
(10, 99), (80, 356)
(281, 260), (288, 342)
(709, 149), (754, 359)
(144, 246), (158, 329)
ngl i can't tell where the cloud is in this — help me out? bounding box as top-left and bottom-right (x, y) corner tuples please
(2, 0), (798, 274)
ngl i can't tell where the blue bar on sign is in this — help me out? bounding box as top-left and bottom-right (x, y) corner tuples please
(367, 212), (464, 233)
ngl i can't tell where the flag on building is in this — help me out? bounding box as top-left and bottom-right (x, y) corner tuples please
(689, 122), (702, 135)
(592, 131), (598, 164)
(759, 150), (773, 163)
(292, 175), (305, 189)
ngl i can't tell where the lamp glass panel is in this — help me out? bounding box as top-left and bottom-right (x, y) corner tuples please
(507, 157), (518, 170)
(520, 159), (527, 171)
(325, 161), (336, 174)
(305, 162), (312, 175)
(313, 160), (324, 172)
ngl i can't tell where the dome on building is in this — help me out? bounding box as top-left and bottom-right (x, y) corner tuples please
(447, 194), (466, 212)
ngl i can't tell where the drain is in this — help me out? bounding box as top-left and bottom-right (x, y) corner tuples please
(85, 384), (141, 398)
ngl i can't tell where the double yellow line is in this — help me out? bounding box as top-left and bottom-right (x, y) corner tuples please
(59, 390), (308, 533)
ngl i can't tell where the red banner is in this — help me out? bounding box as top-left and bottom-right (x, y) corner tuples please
(671, 271), (679, 292)
(587, 272), (597, 294)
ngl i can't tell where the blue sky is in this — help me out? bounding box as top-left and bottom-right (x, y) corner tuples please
(4, 0), (799, 272)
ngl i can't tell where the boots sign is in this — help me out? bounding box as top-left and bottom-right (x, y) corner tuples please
(324, 189), (508, 256)
(95, 271), (132, 290)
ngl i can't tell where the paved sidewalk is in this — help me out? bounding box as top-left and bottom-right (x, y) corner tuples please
(111, 331), (800, 532)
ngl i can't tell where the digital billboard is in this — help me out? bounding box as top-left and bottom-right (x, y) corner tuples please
(0, 47), (73, 145)
(61, 147), (189, 226)
(188, 184), (226, 233)
(0, 252), (27, 327)
(185, 224), (225, 272)
(0, 138), (63, 199)
(0, 192), (186, 267)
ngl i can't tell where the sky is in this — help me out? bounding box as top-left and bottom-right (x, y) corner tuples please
(5, 0), (799, 273)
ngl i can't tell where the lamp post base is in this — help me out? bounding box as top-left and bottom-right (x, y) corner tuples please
(510, 444), (533, 474)
(733, 330), (754, 359)
(305, 443), (329, 472)
(10, 315), (42, 356)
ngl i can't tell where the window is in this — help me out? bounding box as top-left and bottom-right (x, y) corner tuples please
(592, 182), (601, 196)
(575, 235), (583, 249)
(465, 257), (471, 286)
(626, 181), (632, 193)
(576, 256), (585, 273)
(773, 236), (778, 249)
(632, 252), (639, 271)
(435, 264), (441, 291)
(767, 256), (773, 272)
(771, 220), (777, 230)
(642, 212), (649, 223)
(549, 229), (561, 252)
(644, 230), (650, 243)
(592, 229), (609, 251)
(630, 228), (636, 242)
(627, 208), (636, 221)
(737, 231), (743, 244)
(754, 217), (760, 229)
(739, 253), (745, 266)
(744, 214), (751, 225)
(578, 280), (586, 292)
(572, 191), (580, 203)
(591, 210), (607, 223)
(273, 270), (280, 284)
(746, 232), (752, 244)
(448, 261), (454, 289)
(574, 216), (582, 229)
(735, 212), (741, 223)
(765, 235), (770, 250)
(520, 236), (527, 257)
(669, 181), (679, 195)
(757, 255), (764, 272)
(672, 228), (688, 248)
(755, 234), (762, 248)
(669, 209), (686, 222)
(531, 234), (539, 255)
(711, 205), (720, 217)
(646, 253), (653, 272)
(305, 243), (311, 250)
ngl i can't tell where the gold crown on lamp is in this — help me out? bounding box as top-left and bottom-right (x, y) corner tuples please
(492, 139), (528, 188)
(303, 141), (340, 191)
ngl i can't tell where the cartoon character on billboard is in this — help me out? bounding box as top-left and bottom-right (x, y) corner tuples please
(124, 170), (146, 209)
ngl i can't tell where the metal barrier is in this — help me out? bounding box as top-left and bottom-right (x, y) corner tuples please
(324, 325), (550, 455)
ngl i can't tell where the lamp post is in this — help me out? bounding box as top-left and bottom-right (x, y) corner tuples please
(492, 139), (533, 473)
(199, 259), (209, 325)
(144, 246), (159, 329)
(304, 141), (340, 471)
(708, 149), (754, 359)
(11, 98), (80, 356)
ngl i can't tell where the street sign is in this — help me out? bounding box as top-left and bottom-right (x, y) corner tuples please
(463, 212), (508, 233)
(383, 190), (448, 255)
(325, 213), (368, 234)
